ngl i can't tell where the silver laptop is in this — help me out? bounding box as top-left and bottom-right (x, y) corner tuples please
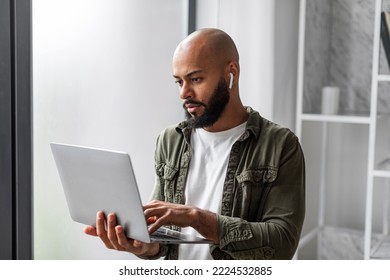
(50, 143), (212, 244)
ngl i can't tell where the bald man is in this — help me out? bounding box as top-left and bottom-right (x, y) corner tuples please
(84, 28), (305, 260)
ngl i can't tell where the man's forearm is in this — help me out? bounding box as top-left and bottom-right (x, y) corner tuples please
(192, 208), (219, 244)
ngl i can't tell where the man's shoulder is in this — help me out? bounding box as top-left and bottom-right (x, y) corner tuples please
(261, 117), (295, 136)
(262, 118), (299, 147)
(246, 108), (297, 142)
(245, 109), (300, 152)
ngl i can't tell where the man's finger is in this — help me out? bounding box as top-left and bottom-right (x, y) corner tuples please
(115, 226), (132, 250)
(95, 211), (115, 249)
(83, 226), (97, 236)
(107, 213), (124, 250)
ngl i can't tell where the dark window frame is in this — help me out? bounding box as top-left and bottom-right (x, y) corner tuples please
(0, 0), (32, 260)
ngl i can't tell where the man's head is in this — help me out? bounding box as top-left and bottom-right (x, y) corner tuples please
(172, 28), (241, 130)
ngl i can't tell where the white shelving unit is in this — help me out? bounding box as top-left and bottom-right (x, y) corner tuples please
(364, 0), (390, 259)
(295, 0), (390, 259)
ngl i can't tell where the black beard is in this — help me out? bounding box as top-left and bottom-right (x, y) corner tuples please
(184, 78), (230, 129)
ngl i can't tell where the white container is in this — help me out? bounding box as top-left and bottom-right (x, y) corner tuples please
(321, 86), (340, 115)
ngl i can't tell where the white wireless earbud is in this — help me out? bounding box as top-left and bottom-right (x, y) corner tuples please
(229, 73), (234, 89)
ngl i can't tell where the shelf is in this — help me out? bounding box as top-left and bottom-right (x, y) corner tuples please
(378, 75), (390, 82)
(371, 234), (390, 259)
(298, 226), (390, 259)
(318, 226), (390, 260)
(296, 0), (388, 260)
(299, 113), (371, 124)
(373, 170), (390, 178)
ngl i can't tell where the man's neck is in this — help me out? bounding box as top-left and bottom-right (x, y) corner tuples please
(203, 106), (248, 132)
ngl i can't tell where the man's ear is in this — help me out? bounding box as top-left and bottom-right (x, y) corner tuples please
(227, 61), (239, 88)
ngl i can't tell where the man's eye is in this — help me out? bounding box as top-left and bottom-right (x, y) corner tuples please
(175, 80), (183, 86)
(191, 77), (201, 83)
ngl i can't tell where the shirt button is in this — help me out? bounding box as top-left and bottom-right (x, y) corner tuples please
(265, 172), (272, 180)
(264, 249), (273, 259)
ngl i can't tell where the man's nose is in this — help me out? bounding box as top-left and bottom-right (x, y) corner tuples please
(179, 82), (193, 100)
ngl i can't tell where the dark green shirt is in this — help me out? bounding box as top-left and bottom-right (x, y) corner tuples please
(150, 107), (305, 260)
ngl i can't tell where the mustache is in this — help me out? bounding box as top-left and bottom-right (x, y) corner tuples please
(183, 99), (207, 107)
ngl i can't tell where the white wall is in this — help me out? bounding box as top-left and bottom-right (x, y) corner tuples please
(273, 0), (300, 130)
(33, 0), (186, 259)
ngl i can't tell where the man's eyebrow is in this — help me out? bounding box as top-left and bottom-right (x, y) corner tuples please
(173, 70), (203, 79)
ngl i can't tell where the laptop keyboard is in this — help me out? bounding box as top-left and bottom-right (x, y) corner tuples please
(151, 227), (183, 240)
(151, 231), (181, 240)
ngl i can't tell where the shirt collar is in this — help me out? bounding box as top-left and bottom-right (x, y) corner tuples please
(175, 106), (263, 141)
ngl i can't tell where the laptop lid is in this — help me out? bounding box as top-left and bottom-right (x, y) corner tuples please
(50, 143), (212, 244)
(51, 143), (153, 243)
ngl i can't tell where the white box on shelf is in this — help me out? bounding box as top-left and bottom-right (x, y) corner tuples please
(321, 86), (340, 115)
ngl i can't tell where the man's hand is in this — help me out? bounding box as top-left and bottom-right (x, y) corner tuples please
(83, 211), (159, 257)
(144, 200), (219, 244)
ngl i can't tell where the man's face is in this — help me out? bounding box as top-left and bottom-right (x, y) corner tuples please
(183, 78), (229, 128)
(173, 41), (230, 129)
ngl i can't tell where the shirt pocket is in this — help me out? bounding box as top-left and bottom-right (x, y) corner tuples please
(236, 168), (277, 184)
(233, 168), (278, 220)
(155, 162), (179, 202)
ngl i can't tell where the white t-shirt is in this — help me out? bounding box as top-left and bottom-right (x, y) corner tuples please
(178, 122), (247, 260)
